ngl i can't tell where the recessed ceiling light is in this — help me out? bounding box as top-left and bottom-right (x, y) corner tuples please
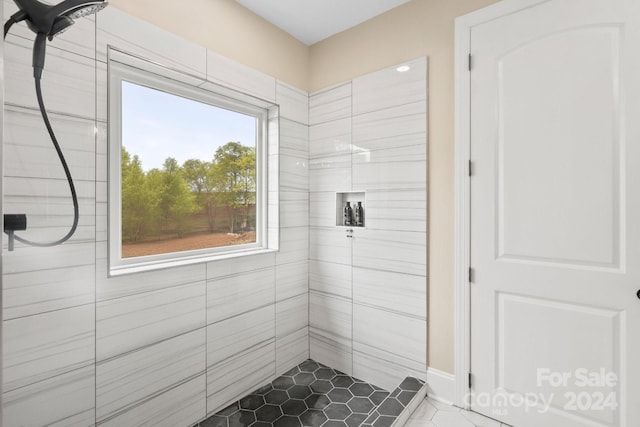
(396, 65), (410, 73)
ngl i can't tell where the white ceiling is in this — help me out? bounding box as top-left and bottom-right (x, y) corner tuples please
(235, 0), (413, 46)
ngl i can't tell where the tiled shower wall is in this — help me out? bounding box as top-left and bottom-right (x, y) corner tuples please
(2, 5), (309, 426)
(2, 3), (427, 425)
(308, 58), (428, 391)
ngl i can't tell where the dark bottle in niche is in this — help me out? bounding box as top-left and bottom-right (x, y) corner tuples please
(355, 201), (364, 227)
(344, 202), (354, 226)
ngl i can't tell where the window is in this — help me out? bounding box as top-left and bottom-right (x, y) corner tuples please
(108, 50), (278, 275)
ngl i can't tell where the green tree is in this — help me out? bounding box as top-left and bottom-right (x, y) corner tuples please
(183, 159), (220, 232)
(236, 147), (256, 230)
(144, 168), (166, 237)
(158, 157), (198, 237)
(214, 142), (256, 232)
(182, 159), (209, 194)
(121, 147), (160, 242)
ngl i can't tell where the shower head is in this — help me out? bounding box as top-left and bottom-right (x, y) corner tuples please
(11, 0), (107, 40)
(4, 0), (108, 78)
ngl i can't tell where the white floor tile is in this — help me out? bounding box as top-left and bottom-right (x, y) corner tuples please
(405, 398), (507, 427)
(432, 411), (475, 427)
(404, 418), (437, 427)
(427, 398), (460, 412)
(408, 399), (438, 420)
(460, 409), (503, 427)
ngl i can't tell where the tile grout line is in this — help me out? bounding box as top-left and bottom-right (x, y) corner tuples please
(350, 79), (355, 377)
(93, 15), (99, 427)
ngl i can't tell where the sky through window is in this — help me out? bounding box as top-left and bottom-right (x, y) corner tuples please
(121, 81), (257, 171)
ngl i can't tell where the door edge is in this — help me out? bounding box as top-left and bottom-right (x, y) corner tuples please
(452, 0), (551, 410)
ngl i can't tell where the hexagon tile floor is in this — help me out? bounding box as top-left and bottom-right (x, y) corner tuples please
(196, 359), (426, 427)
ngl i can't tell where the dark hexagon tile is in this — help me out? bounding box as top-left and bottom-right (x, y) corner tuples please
(200, 415), (228, 427)
(239, 394), (265, 410)
(349, 383), (374, 397)
(266, 389), (290, 405)
(398, 377), (423, 392)
(218, 402), (240, 416)
(369, 391), (389, 406)
(305, 394), (331, 410)
(331, 375), (354, 388)
(389, 389), (400, 398)
(274, 415), (302, 427)
(299, 360), (320, 372)
(310, 379), (333, 394)
(324, 403), (351, 421)
(253, 384), (274, 396)
(207, 361), (395, 427)
(273, 376), (296, 390)
(282, 399), (307, 416)
(347, 397), (375, 414)
(255, 404), (283, 423)
(283, 366), (301, 377)
(314, 368), (336, 380)
(294, 372), (316, 386)
(373, 415), (395, 427)
(228, 410), (256, 427)
(377, 399), (404, 417)
(345, 413), (368, 427)
(328, 388), (352, 403)
(288, 385), (313, 399)
(397, 390), (416, 407)
(300, 409), (327, 427)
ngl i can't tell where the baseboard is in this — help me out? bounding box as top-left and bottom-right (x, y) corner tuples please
(425, 368), (456, 405)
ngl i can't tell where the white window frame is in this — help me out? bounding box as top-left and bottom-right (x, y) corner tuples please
(108, 49), (279, 276)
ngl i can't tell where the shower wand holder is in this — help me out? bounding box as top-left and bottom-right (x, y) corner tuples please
(4, 214), (27, 251)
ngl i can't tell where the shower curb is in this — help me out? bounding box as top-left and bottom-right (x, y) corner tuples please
(389, 380), (428, 427)
(362, 377), (428, 427)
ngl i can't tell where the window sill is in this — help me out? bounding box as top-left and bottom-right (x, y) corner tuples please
(108, 247), (279, 277)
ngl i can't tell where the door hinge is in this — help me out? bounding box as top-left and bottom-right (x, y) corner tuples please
(468, 160), (473, 177)
(468, 372), (473, 389)
(468, 267), (474, 283)
(468, 53), (472, 71)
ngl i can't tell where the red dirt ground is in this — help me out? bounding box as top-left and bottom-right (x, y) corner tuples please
(122, 231), (256, 258)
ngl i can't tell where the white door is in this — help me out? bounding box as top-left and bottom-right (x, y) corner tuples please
(469, 1), (640, 426)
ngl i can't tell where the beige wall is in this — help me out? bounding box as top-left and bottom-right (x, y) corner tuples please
(309, 0), (499, 374)
(109, 0), (309, 90)
(109, 0), (500, 375)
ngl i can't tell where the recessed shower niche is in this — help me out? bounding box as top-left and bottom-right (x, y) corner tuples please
(336, 192), (366, 227)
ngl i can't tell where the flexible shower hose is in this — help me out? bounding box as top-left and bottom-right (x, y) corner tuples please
(4, 23), (80, 247)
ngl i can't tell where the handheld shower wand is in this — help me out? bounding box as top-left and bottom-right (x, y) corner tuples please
(3, 0), (108, 250)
